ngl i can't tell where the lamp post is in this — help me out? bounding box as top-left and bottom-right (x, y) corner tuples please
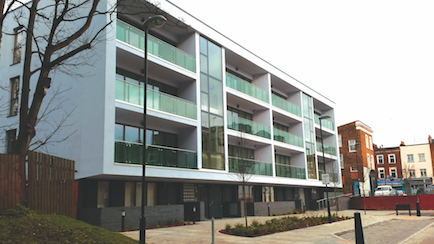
(140, 15), (166, 244)
(319, 115), (331, 223)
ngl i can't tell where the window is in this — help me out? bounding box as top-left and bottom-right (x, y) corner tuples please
(371, 155), (374, 169)
(365, 135), (369, 149)
(13, 26), (24, 64)
(388, 154), (396, 164)
(369, 136), (373, 150)
(377, 155), (384, 164)
(340, 154), (344, 169)
(338, 134), (342, 147)
(407, 154), (414, 163)
(418, 153), (426, 162)
(367, 153), (370, 168)
(348, 140), (356, 152)
(390, 168), (397, 178)
(9, 77), (20, 116)
(409, 169), (416, 177)
(6, 129), (17, 154)
(421, 169), (427, 177)
(350, 166), (358, 172)
(378, 167), (385, 179)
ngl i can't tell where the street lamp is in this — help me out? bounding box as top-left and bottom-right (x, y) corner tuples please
(140, 15), (166, 244)
(319, 115), (331, 223)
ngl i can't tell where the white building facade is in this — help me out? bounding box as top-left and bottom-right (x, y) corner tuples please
(0, 0), (341, 229)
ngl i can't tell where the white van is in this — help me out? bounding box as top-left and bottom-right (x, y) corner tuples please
(374, 185), (393, 196)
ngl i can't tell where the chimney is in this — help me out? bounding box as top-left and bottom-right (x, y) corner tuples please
(429, 135), (432, 144)
(400, 141), (405, 146)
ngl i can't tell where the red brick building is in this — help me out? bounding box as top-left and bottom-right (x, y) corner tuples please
(373, 145), (402, 179)
(338, 121), (374, 195)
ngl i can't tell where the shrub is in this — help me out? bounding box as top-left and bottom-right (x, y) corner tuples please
(250, 219), (261, 228)
(233, 223), (244, 235)
(225, 224), (231, 233)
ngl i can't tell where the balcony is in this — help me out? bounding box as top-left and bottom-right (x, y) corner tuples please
(314, 114), (334, 131)
(116, 20), (196, 72)
(318, 170), (340, 183)
(316, 142), (337, 156)
(226, 73), (269, 103)
(275, 164), (306, 179)
(228, 156), (272, 176)
(114, 141), (197, 169)
(272, 94), (301, 117)
(273, 128), (304, 148)
(227, 115), (271, 139)
(116, 78), (197, 120)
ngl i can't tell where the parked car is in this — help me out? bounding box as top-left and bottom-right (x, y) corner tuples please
(374, 185), (393, 196)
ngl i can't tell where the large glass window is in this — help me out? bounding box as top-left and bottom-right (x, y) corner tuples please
(200, 37), (224, 170)
(419, 153), (425, 162)
(302, 93), (317, 179)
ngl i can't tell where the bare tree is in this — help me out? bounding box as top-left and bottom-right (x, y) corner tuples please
(0, 0), (117, 156)
(229, 132), (258, 228)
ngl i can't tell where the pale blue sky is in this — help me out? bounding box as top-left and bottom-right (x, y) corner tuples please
(169, 0), (434, 147)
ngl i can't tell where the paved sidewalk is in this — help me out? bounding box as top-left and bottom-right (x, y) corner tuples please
(122, 210), (434, 244)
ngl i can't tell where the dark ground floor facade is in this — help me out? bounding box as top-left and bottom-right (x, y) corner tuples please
(77, 179), (331, 231)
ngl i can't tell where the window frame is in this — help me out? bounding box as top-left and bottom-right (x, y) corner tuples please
(377, 155), (384, 164)
(388, 154), (396, 164)
(348, 140), (356, 152)
(390, 167), (397, 178)
(12, 26), (24, 64)
(9, 76), (20, 116)
(6, 129), (17, 154)
(378, 167), (385, 179)
(407, 154), (414, 163)
(418, 153), (426, 162)
(420, 169), (427, 177)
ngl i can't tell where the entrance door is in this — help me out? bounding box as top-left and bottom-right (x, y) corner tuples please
(208, 185), (222, 218)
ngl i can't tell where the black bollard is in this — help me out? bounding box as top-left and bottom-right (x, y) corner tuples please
(354, 212), (364, 244)
(193, 205), (196, 224)
(417, 202), (421, 217)
(121, 209), (126, 232)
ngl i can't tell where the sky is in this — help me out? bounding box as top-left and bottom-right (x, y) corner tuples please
(169, 0), (434, 148)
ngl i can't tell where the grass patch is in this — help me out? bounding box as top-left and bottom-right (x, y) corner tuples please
(0, 205), (138, 244)
(221, 214), (353, 237)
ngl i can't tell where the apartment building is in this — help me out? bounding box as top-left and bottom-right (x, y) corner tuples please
(338, 121), (375, 196)
(399, 142), (433, 194)
(0, 0), (340, 229)
(373, 146), (404, 192)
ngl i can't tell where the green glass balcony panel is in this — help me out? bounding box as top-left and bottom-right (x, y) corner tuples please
(271, 94), (302, 117)
(314, 114), (335, 131)
(116, 79), (197, 120)
(226, 73), (269, 103)
(273, 128), (304, 147)
(116, 20), (196, 72)
(316, 142), (337, 156)
(227, 115), (271, 139)
(318, 170), (340, 183)
(228, 157), (272, 176)
(114, 141), (197, 169)
(275, 164), (306, 179)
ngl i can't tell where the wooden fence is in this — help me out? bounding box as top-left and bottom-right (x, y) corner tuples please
(0, 154), (26, 211)
(0, 152), (75, 218)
